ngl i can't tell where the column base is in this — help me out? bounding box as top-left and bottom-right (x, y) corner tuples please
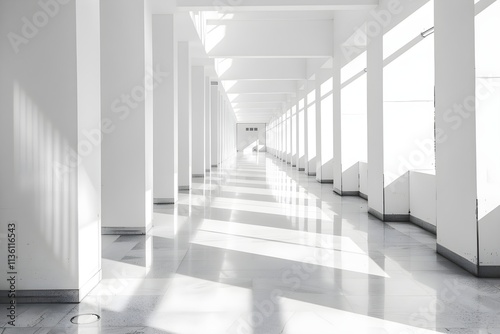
(154, 198), (176, 204)
(0, 270), (102, 304)
(410, 215), (436, 235)
(368, 208), (409, 222)
(102, 222), (152, 235)
(437, 244), (500, 278)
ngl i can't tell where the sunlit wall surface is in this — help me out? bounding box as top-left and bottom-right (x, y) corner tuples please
(0, 0), (101, 298)
(382, 1), (435, 215)
(475, 0), (500, 266)
(340, 51), (368, 193)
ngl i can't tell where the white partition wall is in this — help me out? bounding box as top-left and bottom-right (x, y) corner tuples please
(178, 41), (192, 190)
(153, 14), (178, 204)
(192, 66), (205, 178)
(0, 0), (101, 302)
(101, 0), (153, 234)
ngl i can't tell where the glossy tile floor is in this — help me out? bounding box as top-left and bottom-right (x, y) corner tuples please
(4, 153), (500, 334)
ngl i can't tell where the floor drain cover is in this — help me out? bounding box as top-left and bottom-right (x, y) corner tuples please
(70, 313), (101, 324)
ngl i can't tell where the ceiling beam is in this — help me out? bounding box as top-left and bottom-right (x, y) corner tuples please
(205, 20), (333, 58)
(224, 80), (298, 94)
(177, 0), (378, 11)
(216, 58), (307, 80)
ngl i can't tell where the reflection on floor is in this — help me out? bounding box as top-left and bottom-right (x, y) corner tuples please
(4, 153), (500, 334)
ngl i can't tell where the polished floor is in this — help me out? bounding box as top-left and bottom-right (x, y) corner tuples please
(4, 153), (500, 334)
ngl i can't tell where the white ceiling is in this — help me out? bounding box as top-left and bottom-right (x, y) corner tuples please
(174, 0), (378, 123)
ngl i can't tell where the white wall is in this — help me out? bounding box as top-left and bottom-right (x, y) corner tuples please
(359, 162), (369, 198)
(475, 0), (500, 267)
(409, 170), (436, 227)
(237, 124), (266, 152)
(0, 0), (101, 300)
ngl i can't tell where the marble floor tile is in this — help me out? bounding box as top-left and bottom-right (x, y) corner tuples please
(5, 153), (500, 334)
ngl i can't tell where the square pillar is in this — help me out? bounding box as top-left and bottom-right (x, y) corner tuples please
(205, 76), (211, 173)
(315, 70), (334, 183)
(192, 66), (206, 178)
(0, 0), (101, 302)
(101, 0), (153, 234)
(210, 82), (219, 167)
(178, 41), (192, 190)
(153, 14), (177, 204)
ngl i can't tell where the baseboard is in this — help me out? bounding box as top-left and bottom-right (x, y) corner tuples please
(478, 265), (500, 278)
(192, 174), (205, 178)
(102, 222), (152, 235)
(437, 244), (479, 276)
(342, 191), (359, 196)
(154, 198), (175, 204)
(0, 289), (79, 304)
(437, 244), (500, 278)
(410, 215), (437, 235)
(179, 186), (190, 191)
(333, 188), (342, 196)
(205, 169), (211, 173)
(359, 192), (368, 200)
(211, 165), (218, 168)
(307, 172), (316, 176)
(384, 214), (410, 222)
(368, 208), (384, 221)
(316, 179), (333, 184)
(298, 168), (305, 171)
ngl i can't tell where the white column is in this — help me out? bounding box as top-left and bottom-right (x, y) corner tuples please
(153, 14), (177, 204)
(315, 70), (334, 183)
(101, 0), (153, 234)
(0, 0), (101, 302)
(332, 54), (343, 195)
(296, 98), (306, 171)
(178, 41), (192, 190)
(292, 106), (297, 167)
(305, 86), (317, 176)
(435, 0), (481, 275)
(367, 28), (384, 220)
(205, 76), (211, 173)
(211, 82), (219, 167)
(192, 66), (205, 178)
